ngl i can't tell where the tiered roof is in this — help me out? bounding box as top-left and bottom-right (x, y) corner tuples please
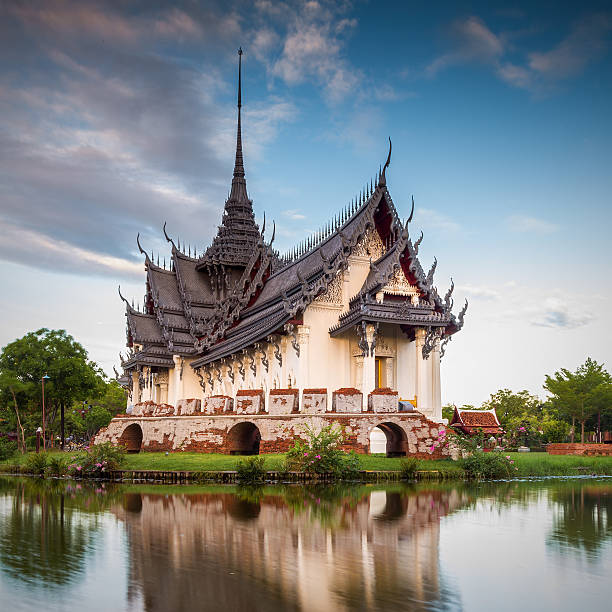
(450, 409), (503, 435)
(120, 50), (467, 374)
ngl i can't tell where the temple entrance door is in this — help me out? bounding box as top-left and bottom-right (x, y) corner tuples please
(375, 358), (386, 388)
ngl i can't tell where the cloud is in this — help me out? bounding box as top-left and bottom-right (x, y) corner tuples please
(507, 215), (560, 234)
(0, 219), (143, 278)
(253, 0), (361, 103)
(528, 14), (612, 79)
(531, 297), (595, 329)
(427, 16), (504, 75)
(283, 209), (306, 220)
(428, 13), (612, 93)
(414, 208), (462, 234)
(0, 1), (294, 278)
(457, 284), (501, 300)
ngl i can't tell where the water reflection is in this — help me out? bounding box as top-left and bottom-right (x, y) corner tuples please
(0, 477), (611, 611)
(0, 478), (109, 586)
(110, 484), (471, 612)
(548, 482), (611, 559)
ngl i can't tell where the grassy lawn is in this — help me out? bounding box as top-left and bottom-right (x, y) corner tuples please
(2, 449), (611, 476)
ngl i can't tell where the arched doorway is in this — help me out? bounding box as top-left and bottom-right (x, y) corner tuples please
(119, 423), (143, 453)
(369, 423), (407, 457)
(227, 422), (261, 455)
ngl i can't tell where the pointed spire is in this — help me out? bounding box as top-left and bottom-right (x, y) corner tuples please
(232, 47), (246, 188)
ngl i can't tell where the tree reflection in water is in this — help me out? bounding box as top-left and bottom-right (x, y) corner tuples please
(548, 481), (611, 559)
(1, 477), (611, 611)
(0, 477), (119, 586)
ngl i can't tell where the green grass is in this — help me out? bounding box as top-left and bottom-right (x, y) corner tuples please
(2, 450), (611, 477)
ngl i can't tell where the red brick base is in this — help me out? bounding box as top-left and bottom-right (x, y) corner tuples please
(546, 443), (612, 456)
(95, 412), (450, 458)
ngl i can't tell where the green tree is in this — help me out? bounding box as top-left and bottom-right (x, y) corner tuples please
(0, 329), (104, 448)
(544, 358), (612, 443)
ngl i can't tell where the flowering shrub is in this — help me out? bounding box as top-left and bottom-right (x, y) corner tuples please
(285, 424), (359, 478)
(460, 451), (517, 479)
(68, 442), (125, 478)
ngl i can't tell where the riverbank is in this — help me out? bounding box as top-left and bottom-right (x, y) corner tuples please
(1, 451), (611, 480)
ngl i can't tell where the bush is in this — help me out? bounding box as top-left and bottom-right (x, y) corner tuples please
(68, 442), (125, 477)
(24, 452), (49, 476)
(285, 424), (357, 479)
(460, 451), (517, 479)
(47, 454), (68, 477)
(236, 456), (266, 484)
(0, 437), (17, 461)
(399, 457), (419, 480)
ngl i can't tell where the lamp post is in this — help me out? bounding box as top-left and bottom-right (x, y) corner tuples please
(41, 374), (50, 450)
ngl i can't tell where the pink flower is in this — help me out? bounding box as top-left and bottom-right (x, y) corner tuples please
(439, 430), (446, 436)
(316, 455), (321, 459)
(510, 460), (514, 464)
(76, 466), (82, 471)
(95, 463), (102, 468)
(506, 456), (511, 460)
(304, 452), (309, 457)
(430, 445), (435, 451)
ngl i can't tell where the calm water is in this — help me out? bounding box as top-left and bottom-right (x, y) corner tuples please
(0, 477), (610, 611)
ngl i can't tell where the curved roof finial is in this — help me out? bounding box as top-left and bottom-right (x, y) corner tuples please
(261, 211), (266, 237)
(378, 137), (392, 187)
(407, 195), (415, 223)
(162, 221), (177, 249)
(136, 233), (150, 262)
(268, 220), (276, 247)
(118, 285), (132, 310)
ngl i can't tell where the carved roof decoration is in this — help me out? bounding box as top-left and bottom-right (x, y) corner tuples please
(119, 50), (467, 374)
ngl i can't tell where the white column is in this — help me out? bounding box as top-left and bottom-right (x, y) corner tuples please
(431, 337), (442, 421)
(361, 323), (376, 409)
(414, 328), (428, 413)
(132, 371), (140, 404)
(354, 356), (364, 391)
(171, 355), (183, 407)
(297, 325), (310, 389)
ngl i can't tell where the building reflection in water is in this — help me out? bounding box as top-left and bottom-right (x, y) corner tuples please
(113, 486), (470, 612)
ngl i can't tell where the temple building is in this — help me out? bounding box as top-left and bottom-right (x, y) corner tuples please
(96, 50), (467, 456)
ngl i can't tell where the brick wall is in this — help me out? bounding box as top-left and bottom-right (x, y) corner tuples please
(546, 443), (612, 456)
(94, 410), (451, 458)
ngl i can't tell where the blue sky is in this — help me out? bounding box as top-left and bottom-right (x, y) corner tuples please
(0, 0), (610, 405)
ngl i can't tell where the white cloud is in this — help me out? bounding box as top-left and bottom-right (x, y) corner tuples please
(531, 297), (595, 329)
(507, 214), (560, 234)
(427, 16), (504, 75)
(0, 220), (143, 278)
(528, 13), (612, 79)
(254, 1), (361, 103)
(283, 209), (306, 220)
(457, 284), (501, 300)
(428, 13), (612, 93)
(414, 208), (462, 234)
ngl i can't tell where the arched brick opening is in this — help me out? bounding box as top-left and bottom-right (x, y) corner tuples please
(227, 422), (261, 455)
(119, 423), (143, 454)
(373, 422), (408, 457)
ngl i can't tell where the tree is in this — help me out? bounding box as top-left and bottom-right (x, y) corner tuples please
(0, 329), (104, 449)
(544, 358), (612, 443)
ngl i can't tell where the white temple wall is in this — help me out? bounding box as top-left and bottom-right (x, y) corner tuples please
(396, 331), (416, 403)
(303, 302), (350, 394)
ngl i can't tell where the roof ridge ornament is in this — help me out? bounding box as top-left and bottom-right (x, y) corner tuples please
(378, 137), (392, 187)
(136, 233), (150, 263)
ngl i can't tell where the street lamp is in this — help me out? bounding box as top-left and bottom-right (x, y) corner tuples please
(41, 374), (50, 450)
